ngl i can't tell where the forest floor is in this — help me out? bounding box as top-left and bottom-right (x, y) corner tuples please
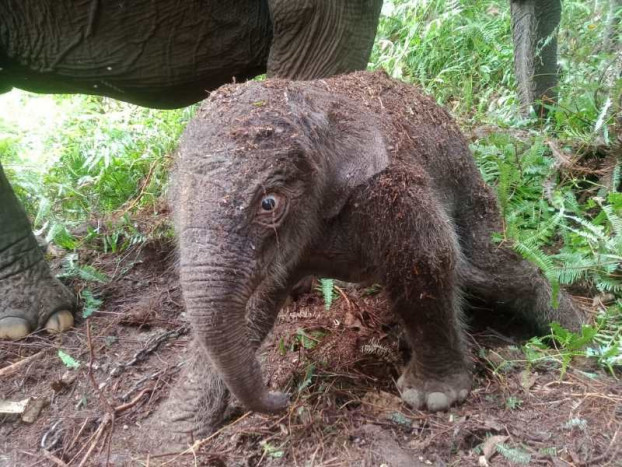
(1, 225), (621, 467)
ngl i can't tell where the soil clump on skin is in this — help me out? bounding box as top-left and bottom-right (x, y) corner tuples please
(1, 230), (621, 466)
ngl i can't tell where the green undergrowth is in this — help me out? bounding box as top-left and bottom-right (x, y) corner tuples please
(1, 93), (195, 251)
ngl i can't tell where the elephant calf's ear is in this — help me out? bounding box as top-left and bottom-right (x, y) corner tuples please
(322, 113), (389, 219)
(288, 88), (389, 219)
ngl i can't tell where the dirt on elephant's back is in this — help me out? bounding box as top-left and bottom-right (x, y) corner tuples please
(1, 235), (621, 466)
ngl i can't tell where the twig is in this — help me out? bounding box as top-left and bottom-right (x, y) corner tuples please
(110, 325), (189, 377)
(65, 417), (92, 454)
(118, 159), (158, 217)
(568, 392), (622, 403)
(587, 426), (620, 466)
(152, 411), (252, 464)
(548, 140), (576, 171)
(0, 350), (49, 378)
(334, 285), (353, 310)
(120, 366), (181, 401)
(41, 449), (69, 467)
(114, 388), (152, 414)
(67, 419), (103, 465)
(77, 413), (112, 467)
(86, 320), (113, 411)
(85, 320), (115, 467)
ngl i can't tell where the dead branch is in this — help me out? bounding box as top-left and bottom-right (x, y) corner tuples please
(41, 449), (69, 467)
(77, 413), (112, 467)
(114, 388), (152, 414)
(86, 320), (115, 467)
(0, 350), (49, 378)
(110, 325), (189, 377)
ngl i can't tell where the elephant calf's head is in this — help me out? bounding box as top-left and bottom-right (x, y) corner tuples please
(173, 79), (387, 413)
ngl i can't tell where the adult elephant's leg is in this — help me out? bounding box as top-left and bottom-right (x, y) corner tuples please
(267, 0), (383, 79)
(0, 162), (74, 340)
(510, 0), (562, 116)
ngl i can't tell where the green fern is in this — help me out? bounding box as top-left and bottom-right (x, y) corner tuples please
(319, 278), (335, 311)
(496, 444), (531, 465)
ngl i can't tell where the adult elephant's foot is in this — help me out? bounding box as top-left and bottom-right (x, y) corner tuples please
(0, 259), (75, 340)
(397, 366), (471, 412)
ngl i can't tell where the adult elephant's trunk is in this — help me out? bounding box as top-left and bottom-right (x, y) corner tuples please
(179, 233), (286, 414)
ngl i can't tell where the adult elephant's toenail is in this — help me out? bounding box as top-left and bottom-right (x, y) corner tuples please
(400, 388), (423, 409)
(0, 317), (31, 340)
(45, 310), (74, 334)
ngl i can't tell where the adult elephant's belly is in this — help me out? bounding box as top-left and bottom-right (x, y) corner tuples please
(0, 0), (272, 108)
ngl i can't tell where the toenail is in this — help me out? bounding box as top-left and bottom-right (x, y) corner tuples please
(401, 389), (423, 409)
(0, 317), (31, 340)
(45, 310), (74, 334)
(426, 392), (449, 412)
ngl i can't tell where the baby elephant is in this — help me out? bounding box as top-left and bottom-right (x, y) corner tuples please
(170, 71), (582, 435)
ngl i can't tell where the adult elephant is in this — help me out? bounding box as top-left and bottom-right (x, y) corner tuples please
(0, 0), (563, 340)
(0, 0), (383, 340)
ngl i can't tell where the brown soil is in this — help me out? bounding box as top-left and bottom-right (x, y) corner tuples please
(1, 235), (621, 467)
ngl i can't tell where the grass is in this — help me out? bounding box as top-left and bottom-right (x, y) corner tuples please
(1, 0), (620, 371)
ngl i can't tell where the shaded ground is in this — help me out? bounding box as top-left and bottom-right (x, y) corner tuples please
(1, 237), (621, 466)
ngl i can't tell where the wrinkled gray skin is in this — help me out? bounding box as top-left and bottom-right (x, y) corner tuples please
(511, 0), (561, 116)
(0, 0), (383, 340)
(167, 71), (584, 440)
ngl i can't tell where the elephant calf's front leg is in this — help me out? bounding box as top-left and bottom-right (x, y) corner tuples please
(162, 276), (294, 442)
(392, 279), (471, 412)
(352, 169), (471, 411)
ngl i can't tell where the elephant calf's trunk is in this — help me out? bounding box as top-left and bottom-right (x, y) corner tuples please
(183, 279), (288, 414)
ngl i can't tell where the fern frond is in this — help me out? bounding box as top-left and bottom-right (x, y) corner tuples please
(320, 278), (335, 311)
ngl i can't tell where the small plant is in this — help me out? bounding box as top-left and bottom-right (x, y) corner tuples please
(523, 311), (622, 376)
(505, 396), (522, 410)
(81, 289), (103, 319)
(363, 284), (383, 296)
(317, 278), (336, 310)
(563, 418), (588, 431)
(294, 328), (325, 351)
(58, 253), (109, 283)
(496, 443), (531, 465)
(57, 350), (80, 369)
(586, 302), (622, 375)
(298, 363), (316, 392)
(259, 440), (284, 459)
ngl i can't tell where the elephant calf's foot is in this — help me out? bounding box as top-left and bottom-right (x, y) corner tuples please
(0, 260), (75, 340)
(397, 367), (471, 412)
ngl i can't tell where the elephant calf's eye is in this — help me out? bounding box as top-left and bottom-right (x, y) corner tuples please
(256, 192), (287, 226)
(261, 195), (278, 212)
